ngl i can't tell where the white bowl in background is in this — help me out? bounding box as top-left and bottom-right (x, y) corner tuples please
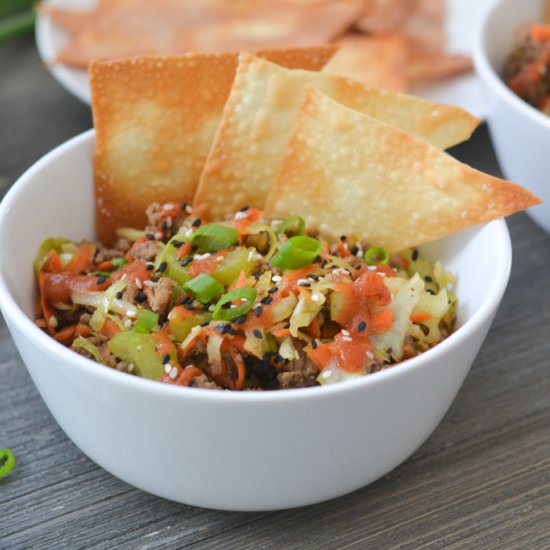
(473, 0), (550, 233)
(0, 131), (512, 511)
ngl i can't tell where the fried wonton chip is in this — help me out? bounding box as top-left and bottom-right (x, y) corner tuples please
(355, 0), (414, 34)
(264, 87), (540, 252)
(323, 33), (407, 91)
(193, 53), (479, 220)
(407, 51), (473, 84)
(90, 47), (337, 245)
(45, 0), (361, 69)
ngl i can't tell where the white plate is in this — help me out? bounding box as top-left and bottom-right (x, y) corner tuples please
(36, 0), (492, 117)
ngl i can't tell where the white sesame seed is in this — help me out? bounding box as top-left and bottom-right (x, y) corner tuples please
(342, 336), (353, 342)
(311, 294), (320, 302)
(297, 278), (309, 285)
(169, 367), (178, 379)
(208, 305), (215, 311)
(143, 280), (155, 287)
(121, 273), (128, 280)
(185, 205), (193, 213)
(164, 364), (171, 374)
(162, 203), (173, 211)
(366, 351), (374, 360)
(194, 253), (211, 261)
(341, 329), (350, 336)
(215, 255), (225, 262)
(128, 363), (134, 372)
(123, 319), (132, 328)
(185, 228), (193, 238)
(136, 345), (143, 351)
(248, 250), (255, 262)
(135, 278), (143, 289)
(235, 211), (248, 220)
(367, 265), (377, 271)
(48, 316), (58, 328)
(154, 232), (163, 240)
(272, 275), (282, 282)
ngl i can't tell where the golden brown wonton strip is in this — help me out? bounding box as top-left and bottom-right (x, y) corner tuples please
(90, 46), (337, 244)
(264, 87), (540, 252)
(193, 53), (479, 221)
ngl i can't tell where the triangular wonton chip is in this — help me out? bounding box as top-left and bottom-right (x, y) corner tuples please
(264, 87), (540, 251)
(90, 46), (337, 244)
(193, 53), (479, 220)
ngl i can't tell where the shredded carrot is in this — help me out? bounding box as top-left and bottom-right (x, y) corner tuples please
(176, 242), (193, 259)
(338, 239), (350, 257)
(65, 242), (95, 273)
(53, 323), (77, 344)
(75, 323), (93, 338)
(230, 349), (246, 390)
(125, 236), (148, 261)
(96, 260), (115, 272)
(530, 23), (550, 41)
(176, 365), (204, 387)
(271, 327), (291, 338)
(410, 311), (432, 323)
(100, 318), (121, 338)
(43, 250), (63, 273)
(37, 272), (57, 335)
(229, 270), (248, 291)
(232, 208), (263, 234)
(305, 316), (321, 339)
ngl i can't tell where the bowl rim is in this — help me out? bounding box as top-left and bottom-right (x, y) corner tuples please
(472, 0), (550, 131)
(0, 130), (512, 404)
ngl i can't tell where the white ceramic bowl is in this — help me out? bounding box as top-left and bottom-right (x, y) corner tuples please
(0, 131), (512, 511)
(473, 0), (550, 233)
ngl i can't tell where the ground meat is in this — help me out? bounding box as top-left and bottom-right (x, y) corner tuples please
(122, 281), (139, 303)
(277, 349), (320, 389)
(190, 373), (222, 390)
(145, 203), (187, 239)
(129, 239), (163, 262)
(146, 277), (175, 317)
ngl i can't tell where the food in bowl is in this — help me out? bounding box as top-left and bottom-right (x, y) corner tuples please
(34, 203), (456, 390)
(503, 21), (550, 115)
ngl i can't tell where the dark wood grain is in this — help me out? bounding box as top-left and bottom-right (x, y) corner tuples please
(1, 36), (549, 550)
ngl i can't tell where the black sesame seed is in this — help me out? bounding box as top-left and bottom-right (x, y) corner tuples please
(96, 275), (107, 284)
(192, 218), (201, 227)
(312, 340), (318, 349)
(253, 329), (263, 339)
(146, 263), (155, 271)
(145, 233), (155, 240)
(260, 296), (273, 305)
(171, 240), (183, 248)
(252, 271), (261, 280)
(275, 354), (284, 363)
(239, 205), (250, 212)
(255, 305), (262, 317)
(161, 220), (168, 232)
(180, 202), (188, 210)
(214, 324), (226, 333)
(321, 259), (328, 268)
(358, 321), (367, 332)
(412, 249), (419, 261)
(267, 286), (278, 294)
(314, 255), (322, 263)
(185, 304), (195, 311)
(222, 302), (231, 309)
(161, 354), (171, 365)
(200, 321), (210, 327)
(191, 245), (198, 252)
(340, 235), (347, 241)
(157, 261), (167, 273)
(427, 289), (436, 295)
(135, 291), (147, 303)
(283, 322), (290, 329)
(181, 296), (193, 305)
(424, 275), (433, 283)
(234, 315), (246, 325)
(308, 274), (319, 281)
(115, 291), (123, 299)
(350, 245), (359, 255)
(180, 257), (193, 267)
(298, 281), (311, 287)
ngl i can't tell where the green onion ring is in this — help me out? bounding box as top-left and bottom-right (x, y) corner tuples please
(212, 288), (258, 321)
(0, 449), (15, 479)
(276, 215), (305, 237)
(364, 246), (390, 266)
(271, 236), (322, 270)
(183, 273), (224, 303)
(189, 224), (239, 252)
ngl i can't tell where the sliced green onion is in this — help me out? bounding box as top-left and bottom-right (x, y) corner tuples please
(212, 288), (257, 321)
(276, 215), (305, 236)
(364, 246), (390, 266)
(0, 449), (16, 479)
(71, 336), (104, 363)
(33, 237), (72, 274)
(111, 257), (128, 268)
(134, 310), (159, 333)
(183, 273), (224, 303)
(189, 224), (239, 252)
(0, 11), (35, 43)
(246, 223), (278, 261)
(271, 236), (322, 270)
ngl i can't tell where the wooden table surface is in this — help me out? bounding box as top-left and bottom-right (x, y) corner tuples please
(1, 36), (549, 550)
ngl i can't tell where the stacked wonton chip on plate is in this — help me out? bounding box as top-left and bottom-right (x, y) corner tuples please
(90, 48), (540, 251)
